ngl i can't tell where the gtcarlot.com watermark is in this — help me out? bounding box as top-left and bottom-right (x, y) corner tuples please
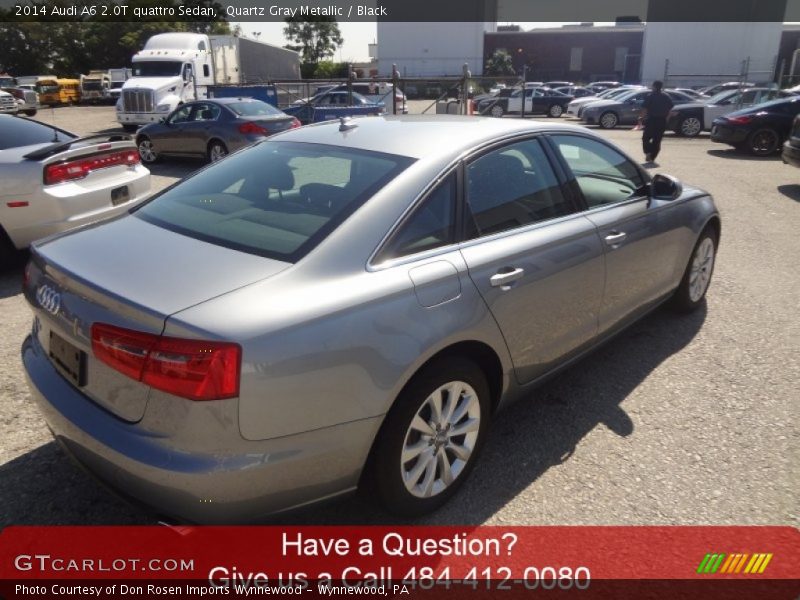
(14, 554), (195, 573)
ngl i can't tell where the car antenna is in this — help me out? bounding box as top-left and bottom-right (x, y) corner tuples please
(49, 106), (60, 142)
(339, 116), (358, 132)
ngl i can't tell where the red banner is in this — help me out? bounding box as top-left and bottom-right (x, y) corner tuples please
(0, 526), (798, 599)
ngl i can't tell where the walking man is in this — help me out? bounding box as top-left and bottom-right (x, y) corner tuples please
(640, 80), (673, 163)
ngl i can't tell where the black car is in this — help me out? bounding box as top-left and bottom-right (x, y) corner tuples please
(710, 95), (800, 156)
(667, 88), (789, 137)
(135, 97), (299, 164)
(781, 114), (800, 167)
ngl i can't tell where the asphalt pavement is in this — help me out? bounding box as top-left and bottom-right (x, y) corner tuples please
(0, 104), (796, 527)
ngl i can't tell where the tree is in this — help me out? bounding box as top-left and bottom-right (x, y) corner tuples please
(283, 17), (343, 65)
(485, 50), (516, 76)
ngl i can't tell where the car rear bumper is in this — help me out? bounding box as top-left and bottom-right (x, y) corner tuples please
(22, 332), (380, 523)
(710, 124), (748, 145)
(4, 165), (151, 249)
(782, 140), (800, 167)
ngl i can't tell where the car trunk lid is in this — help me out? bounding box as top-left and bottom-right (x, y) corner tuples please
(25, 215), (291, 422)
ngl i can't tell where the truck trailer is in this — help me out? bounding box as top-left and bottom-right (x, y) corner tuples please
(117, 32), (301, 129)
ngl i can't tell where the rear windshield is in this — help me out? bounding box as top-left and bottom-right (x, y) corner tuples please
(226, 101), (283, 117)
(0, 117), (76, 150)
(135, 141), (414, 262)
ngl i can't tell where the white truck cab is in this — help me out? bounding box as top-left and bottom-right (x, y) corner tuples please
(117, 33), (215, 130)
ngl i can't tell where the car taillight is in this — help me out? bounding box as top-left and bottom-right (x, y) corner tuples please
(91, 323), (241, 401)
(290, 117), (301, 129)
(44, 150), (139, 185)
(726, 115), (753, 125)
(238, 121), (269, 135)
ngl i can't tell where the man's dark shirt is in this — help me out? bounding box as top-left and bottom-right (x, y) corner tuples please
(642, 91), (674, 118)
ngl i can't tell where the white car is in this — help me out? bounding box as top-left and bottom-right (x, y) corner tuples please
(0, 90), (18, 115)
(0, 115), (151, 266)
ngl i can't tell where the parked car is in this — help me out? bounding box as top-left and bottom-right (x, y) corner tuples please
(711, 95), (800, 156)
(544, 80), (574, 88)
(781, 114), (800, 167)
(0, 90), (18, 115)
(667, 88), (790, 137)
(671, 88), (709, 100)
(698, 81), (755, 97)
(586, 81), (622, 93)
(21, 116), (719, 522)
(350, 83), (408, 114)
(0, 115), (150, 267)
(135, 98), (300, 164)
(477, 86), (573, 117)
(285, 90), (385, 124)
(555, 85), (593, 98)
(581, 89), (695, 128)
(566, 86), (644, 117)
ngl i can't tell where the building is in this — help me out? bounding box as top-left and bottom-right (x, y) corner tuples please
(484, 23), (645, 83)
(376, 22), (496, 77)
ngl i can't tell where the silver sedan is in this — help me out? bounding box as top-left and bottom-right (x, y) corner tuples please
(22, 116), (720, 522)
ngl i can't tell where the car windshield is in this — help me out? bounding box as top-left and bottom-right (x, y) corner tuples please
(226, 101), (284, 117)
(707, 90), (737, 104)
(132, 61), (182, 77)
(134, 141), (415, 262)
(0, 116), (76, 150)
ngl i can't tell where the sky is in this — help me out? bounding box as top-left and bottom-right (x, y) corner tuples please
(234, 22), (591, 62)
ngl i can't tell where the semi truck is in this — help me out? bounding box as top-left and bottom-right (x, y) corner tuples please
(80, 70), (112, 103)
(108, 68), (132, 102)
(0, 73), (39, 115)
(117, 32), (301, 130)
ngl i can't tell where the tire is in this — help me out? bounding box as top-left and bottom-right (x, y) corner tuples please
(669, 227), (718, 313)
(0, 227), (22, 271)
(599, 111), (618, 129)
(747, 128), (780, 156)
(489, 104), (505, 118)
(24, 109), (37, 117)
(371, 357), (491, 516)
(548, 104), (564, 118)
(136, 136), (159, 164)
(678, 116), (702, 137)
(207, 140), (228, 163)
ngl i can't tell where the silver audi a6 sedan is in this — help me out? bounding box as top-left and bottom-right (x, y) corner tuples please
(22, 116), (720, 523)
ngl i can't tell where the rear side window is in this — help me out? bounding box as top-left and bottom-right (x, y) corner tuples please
(135, 141), (414, 262)
(379, 173), (456, 261)
(0, 117), (75, 150)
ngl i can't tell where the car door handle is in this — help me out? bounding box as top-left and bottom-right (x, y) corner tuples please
(490, 268), (525, 287)
(604, 231), (628, 246)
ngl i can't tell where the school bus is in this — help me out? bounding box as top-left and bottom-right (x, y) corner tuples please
(36, 78), (80, 105)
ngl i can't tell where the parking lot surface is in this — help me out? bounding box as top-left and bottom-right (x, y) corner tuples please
(0, 105), (797, 526)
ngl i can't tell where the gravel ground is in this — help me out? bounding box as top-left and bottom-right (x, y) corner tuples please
(0, 104), (797, 527)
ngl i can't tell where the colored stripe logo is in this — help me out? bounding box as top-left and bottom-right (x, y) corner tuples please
(697, 552), (773, 574)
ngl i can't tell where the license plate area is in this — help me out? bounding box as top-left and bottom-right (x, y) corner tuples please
(49, 331), (86, 387)
(111, 185), (130, 206)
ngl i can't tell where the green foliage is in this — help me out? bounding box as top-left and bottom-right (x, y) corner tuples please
(283, 17), (343, 65)
(485, 50), (516, 77)
(313, 61), (349, 79)
(0, 0), (230, 77)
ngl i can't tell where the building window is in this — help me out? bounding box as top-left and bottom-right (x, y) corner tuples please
(570, 47), (583, 72)
(614, 47), (628, 72)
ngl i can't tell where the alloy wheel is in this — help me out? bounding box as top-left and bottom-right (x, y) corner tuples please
(600, 112), (618, 129)
(137, 139), (157, 163)
(490, 105), (504, 118)
(549, 104), (563, 117)
(680, 117), (702, 137)
(689, 237), (715, 302)
(209, 142), (228, 162)
(400, 380), (481, 498)
(750, 130), (778, 156)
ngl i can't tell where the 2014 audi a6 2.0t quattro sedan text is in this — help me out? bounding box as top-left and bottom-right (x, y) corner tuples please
(22, 116), (720, 523)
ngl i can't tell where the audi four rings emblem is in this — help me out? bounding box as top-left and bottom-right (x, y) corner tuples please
(36, 285), (61, 316)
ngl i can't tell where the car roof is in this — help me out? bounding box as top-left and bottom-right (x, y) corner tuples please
(202, 97), (262, 105)
(270, 115), (602, 160)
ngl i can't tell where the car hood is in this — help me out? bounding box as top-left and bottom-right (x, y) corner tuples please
(122, 76), (182, 94)
(33, 213), (291, 319)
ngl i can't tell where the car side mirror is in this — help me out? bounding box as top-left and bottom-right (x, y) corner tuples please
(651, 173), (682, 200)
